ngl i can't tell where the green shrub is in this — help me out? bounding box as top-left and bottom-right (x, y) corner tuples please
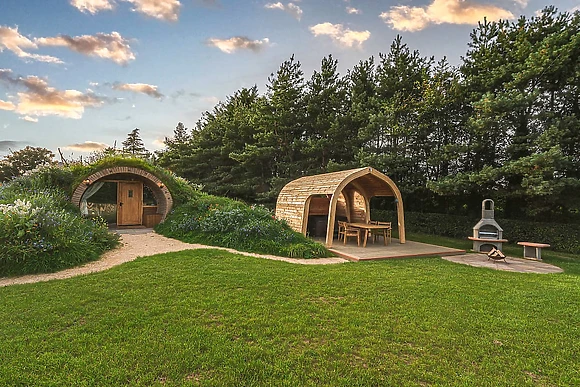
(0, 182), (119, 277)
(373, 210), (580, 254)
(156, 194), (331, 258)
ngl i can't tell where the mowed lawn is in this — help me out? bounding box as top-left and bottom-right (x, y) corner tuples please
(1, 250), (579, 386)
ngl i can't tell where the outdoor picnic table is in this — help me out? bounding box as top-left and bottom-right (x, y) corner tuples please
(347, 222), (391, 248)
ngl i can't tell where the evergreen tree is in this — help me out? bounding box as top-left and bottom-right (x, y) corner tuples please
(157, 122), (190, 170)
(122, 128), (149, 158)
(357, 36), (432, 196)
(233, 55), (307, 202)
(304, 54), (354, 172)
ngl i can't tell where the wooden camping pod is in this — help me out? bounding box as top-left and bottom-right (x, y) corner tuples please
(275, 167), (405, 247)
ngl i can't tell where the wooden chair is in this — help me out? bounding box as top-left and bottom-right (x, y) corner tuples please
(337, 221), (347, 242)
(343, 224), (361, 246)
(371, 221), (392, 244)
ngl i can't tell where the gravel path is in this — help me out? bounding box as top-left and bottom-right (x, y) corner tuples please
(0, 231), (348, 287)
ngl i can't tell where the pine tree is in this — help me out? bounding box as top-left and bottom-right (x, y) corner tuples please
(122, 128), (149, 158)
(304, 54), (354, 172)
(157, 122), (190, 170)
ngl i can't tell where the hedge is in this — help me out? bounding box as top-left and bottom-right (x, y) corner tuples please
(373, 210), (580, 254)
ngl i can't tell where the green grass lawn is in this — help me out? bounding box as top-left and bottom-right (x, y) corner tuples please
(1, 249), (579, 386)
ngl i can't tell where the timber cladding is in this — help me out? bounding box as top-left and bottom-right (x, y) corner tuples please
(275, 167), (406, 247)
(71, 166), (173, 221)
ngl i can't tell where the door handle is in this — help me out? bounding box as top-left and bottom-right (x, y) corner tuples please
(119, 202), (123, 207)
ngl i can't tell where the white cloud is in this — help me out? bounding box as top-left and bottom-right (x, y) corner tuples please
(202, 96), (219, 105)
(265, 2), (284, 10)
(286, 3), (303, 20)
(265, 2), (303, 20)
(70, 0), (181, 21)
(0, 69), (106, 120)
(513, 0), (530, 7)
(0, 99), (15, 111)
(70, 0), (115, 14)
(0, 26), (63, 64)
(346, 7), (361, 15)
(309, 22), (370, 48)
(112, 82), (163, 98)
(207, 36), (270, 53)
(36, 32), (135, 65)
(380, 0), (514, 32)
(63, 141), (109, 151)
(152, 138), (166, 148)
(124, 0), (181, 21)
(19, 116), (38, 123)
(380, 6), (431, 32)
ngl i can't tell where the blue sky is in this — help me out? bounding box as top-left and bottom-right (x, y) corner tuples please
(1, 0), (578, 158)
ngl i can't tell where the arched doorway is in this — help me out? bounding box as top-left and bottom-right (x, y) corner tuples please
(71, 166), (173, 227)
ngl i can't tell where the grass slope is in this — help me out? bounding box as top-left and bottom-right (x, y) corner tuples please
(1, 250), (579, 386)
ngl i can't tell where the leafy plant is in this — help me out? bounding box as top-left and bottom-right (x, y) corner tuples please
(0, 179), (119, 276)
(156, 194), (330, 258)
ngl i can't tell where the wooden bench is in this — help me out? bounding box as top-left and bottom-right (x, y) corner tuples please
(517, 242), (550, 260)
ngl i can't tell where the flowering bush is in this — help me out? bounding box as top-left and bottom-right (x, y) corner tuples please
(155, 194), (330, 258)
(0, 184), (119, 276)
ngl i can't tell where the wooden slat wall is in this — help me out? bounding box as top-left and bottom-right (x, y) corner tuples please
(309, 197), (330, 215)
(351, 190), (367, 223)
(336, 193), (347, 219)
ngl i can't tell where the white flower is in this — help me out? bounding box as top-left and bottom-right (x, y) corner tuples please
(0, 199), (39, 215)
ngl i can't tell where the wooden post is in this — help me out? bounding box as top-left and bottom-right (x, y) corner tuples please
(396, 196), (406, 243)
(326, 193), (339, 247)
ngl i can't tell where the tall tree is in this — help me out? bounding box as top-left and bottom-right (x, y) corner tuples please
(304, 54), (355, 172)
(157, 122), (190, 171)
(122, 128), (149, 158)
(357, 36), (432, 197)
(430, 7), (580, 219)
(233, 55), (307, 202)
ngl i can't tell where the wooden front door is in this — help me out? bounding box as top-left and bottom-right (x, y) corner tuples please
(117, 182), (143, 226)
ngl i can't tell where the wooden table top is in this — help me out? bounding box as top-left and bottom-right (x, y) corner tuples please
(348, 222), (391, 230)
(517, 242), (550, 248)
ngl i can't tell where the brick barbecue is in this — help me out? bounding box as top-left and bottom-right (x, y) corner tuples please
(468, 199), (508, 253)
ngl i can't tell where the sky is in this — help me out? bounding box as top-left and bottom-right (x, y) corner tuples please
(1, 0), (579, 159)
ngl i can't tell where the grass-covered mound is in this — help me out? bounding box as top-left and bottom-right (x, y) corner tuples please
(0, 174), (119, 276)
(69, 156), (199, 206)
(156, 194), (330, 258)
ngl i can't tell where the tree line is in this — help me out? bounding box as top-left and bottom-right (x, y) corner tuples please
(3, 8), (577, 223)
(158, 7), (580, 222)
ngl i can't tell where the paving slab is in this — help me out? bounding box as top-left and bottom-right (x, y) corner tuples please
(442, 253), (563, 274)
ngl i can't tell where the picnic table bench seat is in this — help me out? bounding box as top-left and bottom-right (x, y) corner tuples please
(517, 241), (550, 260)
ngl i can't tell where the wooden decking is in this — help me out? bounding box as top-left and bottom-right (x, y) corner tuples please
(328, 238), (465, 261)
